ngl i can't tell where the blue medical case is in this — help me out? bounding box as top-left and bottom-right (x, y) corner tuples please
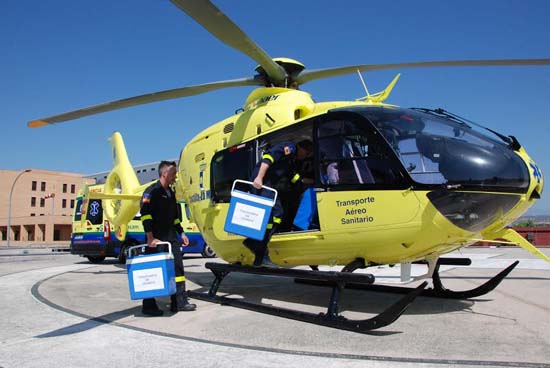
(224, 180), (278, 241)
(126, 242), (176, 300)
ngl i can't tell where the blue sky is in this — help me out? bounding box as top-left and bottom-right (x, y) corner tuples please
(2, 0), (550, 214)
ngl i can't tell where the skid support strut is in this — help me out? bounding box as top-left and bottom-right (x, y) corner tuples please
(296, 257), (519, 299)
(188, 262), (427, 333)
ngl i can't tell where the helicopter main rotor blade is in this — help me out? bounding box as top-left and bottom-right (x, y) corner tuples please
(296, 58), (550, 85)
(27, 77), (260, 127)
(170, 0), (286, 84)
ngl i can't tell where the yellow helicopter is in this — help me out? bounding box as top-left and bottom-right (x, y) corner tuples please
(28, 0), (550, 332)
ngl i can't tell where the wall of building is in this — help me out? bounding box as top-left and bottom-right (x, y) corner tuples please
(512, 227), (550, 247)
(473, 227), (550, 248)
(0, 169), (95, 246)
(85, 161), (173, 185)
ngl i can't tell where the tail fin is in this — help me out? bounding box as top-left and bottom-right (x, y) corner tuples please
(103, 132), (142, 227)
(109, 132), (140, 193)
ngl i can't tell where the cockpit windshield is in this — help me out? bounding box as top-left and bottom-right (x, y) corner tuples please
(358, 107), (530, 192)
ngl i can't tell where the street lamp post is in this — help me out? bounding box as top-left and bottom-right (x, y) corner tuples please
(6, 169), (31, 247)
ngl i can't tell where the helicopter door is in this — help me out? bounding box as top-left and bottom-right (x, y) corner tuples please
(314, 111), (420, 232)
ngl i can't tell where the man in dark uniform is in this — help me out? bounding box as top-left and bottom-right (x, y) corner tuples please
(243, 140), (313, 267)
(140, 160), (196, 316)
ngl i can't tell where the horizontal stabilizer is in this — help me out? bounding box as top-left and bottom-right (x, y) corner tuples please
(484, 228), (550, 263)
(84, 192), (142, 201)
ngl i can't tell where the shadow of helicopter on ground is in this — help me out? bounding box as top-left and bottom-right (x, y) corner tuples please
(183, 268), (480, 317)
(35, 306), (140, 339)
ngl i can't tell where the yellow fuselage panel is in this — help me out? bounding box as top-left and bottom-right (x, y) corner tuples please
(188, 189), (472, 266)
(177, 93), (543, 267)
(316, 190), (420, 231)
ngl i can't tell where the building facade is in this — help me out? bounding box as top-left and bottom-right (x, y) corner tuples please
(85, 160), (174, 185)
(0, 169), (95, 245)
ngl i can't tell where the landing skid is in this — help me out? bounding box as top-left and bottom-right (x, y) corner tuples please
(188, 262), (427, 333)
(296, 258), (520, 299)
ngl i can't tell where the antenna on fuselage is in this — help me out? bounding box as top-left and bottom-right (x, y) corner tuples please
(356, 73), (401, 104)
(356, 69), (371, 97)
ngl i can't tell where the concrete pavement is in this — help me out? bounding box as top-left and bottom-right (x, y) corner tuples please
(1, 246), (549, 367)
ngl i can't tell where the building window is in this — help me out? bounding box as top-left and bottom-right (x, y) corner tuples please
(71, 184), (76, 194)
(32, 181), (37, 191)
(62, 199), (67, 208)
(63, 184), (67, 193)
(41, 182), (46, 191)
(40, 198), (45, 207)
(70, 199), (75, 208)
(31, 197), (36, 207)
(30, 213), (35, 217)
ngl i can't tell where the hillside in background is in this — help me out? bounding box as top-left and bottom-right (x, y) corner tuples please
(512, 215), (550, 227)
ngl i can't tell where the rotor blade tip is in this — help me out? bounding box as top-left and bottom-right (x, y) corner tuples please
(27, 120), (49, 128)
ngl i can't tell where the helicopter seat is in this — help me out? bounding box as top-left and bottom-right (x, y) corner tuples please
(334, 159), (375, 185)
(319, 137), (375, 185)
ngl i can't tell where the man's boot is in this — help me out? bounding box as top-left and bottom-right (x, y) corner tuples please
(142, 298), (163, 317)
(170, 282), (196, 312)
(253, 247), (266, 267)
(261, 251), (277, 267)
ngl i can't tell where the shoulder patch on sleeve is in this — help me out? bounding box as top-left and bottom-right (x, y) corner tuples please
(284, 145), (292, 155)
(142, 192), (151, 203)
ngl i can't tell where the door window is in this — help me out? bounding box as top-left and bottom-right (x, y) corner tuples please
(316, 113), (406, 189)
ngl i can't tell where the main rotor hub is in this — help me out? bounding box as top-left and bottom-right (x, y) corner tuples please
(255, 58), (306, 87)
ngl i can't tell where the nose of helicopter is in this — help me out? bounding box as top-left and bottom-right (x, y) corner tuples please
(527, 158), (544, 199)
(426, 151), (542, 233)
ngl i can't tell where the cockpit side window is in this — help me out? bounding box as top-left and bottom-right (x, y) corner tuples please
(360, 107), (530, 192)
(316, 113), (407, 189)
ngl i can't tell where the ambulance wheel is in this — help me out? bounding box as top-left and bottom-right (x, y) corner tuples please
(118, 245), (128, 264)
(201, 244), (216, 258)
(86, 256), (105, 264)
(118, 241), (137, 264)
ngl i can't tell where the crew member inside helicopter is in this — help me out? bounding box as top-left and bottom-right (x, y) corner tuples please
(319, 134), (375, 186)
(243, 139), (314, 266)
